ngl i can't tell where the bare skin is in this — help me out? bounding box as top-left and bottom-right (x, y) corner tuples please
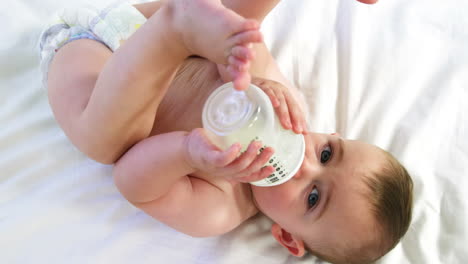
(111, 0), (282, 237)
(48, 0), (280, 237)
(47, 0), (384, 259)
(47, 0), (262, 164)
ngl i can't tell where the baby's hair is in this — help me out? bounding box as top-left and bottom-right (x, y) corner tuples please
(305, 149), (414, 264)
(363, 150), (414, 257)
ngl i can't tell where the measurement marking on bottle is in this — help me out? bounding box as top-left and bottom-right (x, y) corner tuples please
(269, 177), (279, 183)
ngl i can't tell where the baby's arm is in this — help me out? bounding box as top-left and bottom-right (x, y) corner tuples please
(113, 130), (264, 237)
(113, 132), (193, 204)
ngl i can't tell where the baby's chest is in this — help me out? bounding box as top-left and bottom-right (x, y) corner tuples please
(150, 58), (222, 134)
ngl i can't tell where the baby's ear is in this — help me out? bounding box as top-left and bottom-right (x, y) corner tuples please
(270, 223), (306, 257)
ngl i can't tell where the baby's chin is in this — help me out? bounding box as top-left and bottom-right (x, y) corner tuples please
(249, 184), (279, 217)
(249, 184), (261, 209)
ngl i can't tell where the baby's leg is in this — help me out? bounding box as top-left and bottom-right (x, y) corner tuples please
(216, 0), (308, 132)
(222, 0), (280, 22)
(169, 0), (263, 89)
(48, 0), (261, 164)
(216, 0), (282, 82)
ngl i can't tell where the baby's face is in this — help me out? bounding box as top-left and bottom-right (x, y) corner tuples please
(251, 133), (384, 252)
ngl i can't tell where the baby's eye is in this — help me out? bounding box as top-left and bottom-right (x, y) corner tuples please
(320, 145), (332, 164)
(308, 187), (320, 208)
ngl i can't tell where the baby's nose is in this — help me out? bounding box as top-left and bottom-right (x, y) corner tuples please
(292, 158), (317, 180)
(295, 153), (324, 180)
(292, 162), (306, 180)
(292, 171), (302, 180)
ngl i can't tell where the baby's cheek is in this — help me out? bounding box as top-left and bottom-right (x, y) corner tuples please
(252, 185), (287, 215)
(270, 183), (299, 210)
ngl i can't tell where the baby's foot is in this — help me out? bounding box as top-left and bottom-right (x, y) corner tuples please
(169, 0), (262, 90)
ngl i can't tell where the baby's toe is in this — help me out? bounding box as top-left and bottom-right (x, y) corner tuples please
(233, 71), (251, 91)
(228, 56), (250, 72)
(229, 30), (263, 46)
(231, 45), (255, 60)
(241, 19), (260, 31)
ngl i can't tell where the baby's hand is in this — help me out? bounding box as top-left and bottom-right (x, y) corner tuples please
(183, 128), (275, 183)
(252, 77), (308, 135)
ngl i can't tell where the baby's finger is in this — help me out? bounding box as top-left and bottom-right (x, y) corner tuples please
(302, 119), (309, 135)
(242, 146), (274, 175)
(284, 93), (305, 134)
(237, 166), (275, 183)
(274, 93), (292, 130)
(224, 141), (262, 173)
(209, 143), (242, 167)
(263, 87), (280, 107)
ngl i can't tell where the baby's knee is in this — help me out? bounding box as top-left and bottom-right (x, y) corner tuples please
(79, 140), (125, 165)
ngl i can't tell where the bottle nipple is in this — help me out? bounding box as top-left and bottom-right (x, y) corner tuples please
(203, 84), (256, 136)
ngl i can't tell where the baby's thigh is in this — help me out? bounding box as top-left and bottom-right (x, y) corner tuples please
(47, 39), (111, 132)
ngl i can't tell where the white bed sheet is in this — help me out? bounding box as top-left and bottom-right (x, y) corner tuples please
(1, 0), (467, 263)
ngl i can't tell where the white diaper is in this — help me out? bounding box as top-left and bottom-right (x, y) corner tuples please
(38, 1), (147, 88)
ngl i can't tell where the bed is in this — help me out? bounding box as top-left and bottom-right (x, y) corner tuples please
(1, 0), (467, 263)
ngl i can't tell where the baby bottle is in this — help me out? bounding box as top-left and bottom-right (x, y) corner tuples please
(202, 82), (305, 187)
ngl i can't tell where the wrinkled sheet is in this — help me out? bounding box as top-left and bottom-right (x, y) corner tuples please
(1, 0), (467, 263)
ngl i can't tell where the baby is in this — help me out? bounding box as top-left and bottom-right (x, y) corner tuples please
(40, 0), (413, 263)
